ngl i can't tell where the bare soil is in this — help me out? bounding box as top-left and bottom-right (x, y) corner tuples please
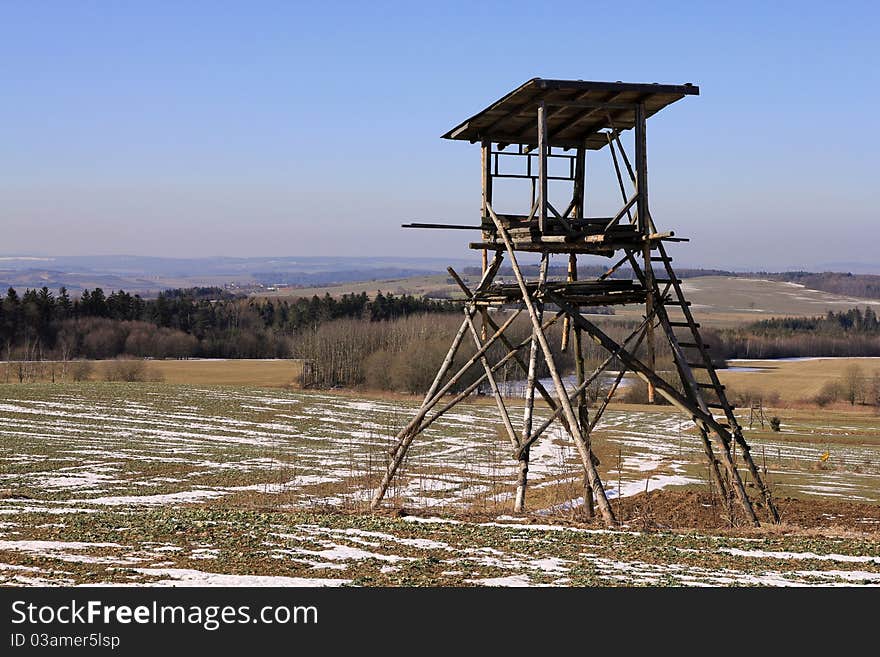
(529, 489), (880, 536)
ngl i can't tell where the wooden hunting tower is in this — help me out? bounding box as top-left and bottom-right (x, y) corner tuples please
(371, 78), (778, 526)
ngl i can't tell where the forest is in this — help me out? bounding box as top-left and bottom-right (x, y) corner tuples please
(716, 307), (880, 358)
(0, 286), (461, 361)
(4, 283), (880, 392)
(0, 284), (680, 392)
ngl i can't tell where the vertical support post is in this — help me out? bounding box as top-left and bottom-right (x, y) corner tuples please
(537, 102), (548, 234)
(480, 140), (493, 235)
(571, 146), (594, 515)
(480, 140), (493, 341)
(560, 146), (586, 353)
(561, 255), (574, 352)
(514, 253), (549, 513)
(635, 102), (655, 403)
(635, 104), (650, 235)
(573, 145), (586, 221)
(570, 254), (594, 518)
(574, 147), (592, 513)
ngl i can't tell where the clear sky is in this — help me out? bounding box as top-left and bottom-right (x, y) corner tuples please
(1, 1), (877, 269)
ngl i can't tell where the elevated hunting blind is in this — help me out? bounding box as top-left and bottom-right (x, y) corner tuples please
(372, 78), (778, 526)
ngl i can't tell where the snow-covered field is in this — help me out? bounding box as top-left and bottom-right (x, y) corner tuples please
(0, 382), (878, 587)
(0, 383), (710, 514)
(1, 507), (878, 587)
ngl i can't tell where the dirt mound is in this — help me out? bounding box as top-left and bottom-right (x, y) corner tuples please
(606, 489), (880, 534)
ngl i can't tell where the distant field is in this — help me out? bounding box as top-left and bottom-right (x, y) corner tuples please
(7, 354), (880, 405)
(144, 359), (306, 387)
(615, 276), (880, 327)
(258, 274), (458, 300)
(2, 359), (306, 388)
(258, 273), (880, 328)
(717, 357), (880, 403)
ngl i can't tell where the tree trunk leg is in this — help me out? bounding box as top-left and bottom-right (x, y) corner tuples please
(515, 254), (548, 513)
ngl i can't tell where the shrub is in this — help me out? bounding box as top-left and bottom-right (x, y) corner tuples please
(103, 359), (148, 382)
(813, 380), (844, 407)
(769, 416), (781, 432)
(363, 349), (394, 390)
(70, 360), (94, 382)
(618, 379), (676, 405)
(620, 381), (650, 404)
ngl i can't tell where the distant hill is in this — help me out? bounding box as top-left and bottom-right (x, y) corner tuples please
(462, 264), (880, 300)
(2, 254), (878, 303)
(0, 255), (476, 296)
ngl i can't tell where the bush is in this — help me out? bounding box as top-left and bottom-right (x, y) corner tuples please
(620, 381), (651, 404)
(617, 378), (678, 405)
(619, 381), (665, 405)
(103, 359), (149, 382)
(769, 416), (781, 432)
(813, 380), (844, 407)
(363, 349), (394, 390)
(386, 340), (450, 394)
(70, 360), (94, 382)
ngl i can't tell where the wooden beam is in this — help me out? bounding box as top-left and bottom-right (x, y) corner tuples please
(370, 303), (520, 509)
(544, 291), (760, 526)
(463, 310), (520, 451)
(516, 315), (652, 458)
(606, 132), (633, 224)
(537, 102), (548, 234)
(604, 193), (639, 231)
(394, 312), (565, 454)
(635, 102), (651, 235)
(488, 203), (616, 526)
(402, 223), (480, 230)
(635, 102), (655, 403)
(470, 131), (609, 150)
(515, 252), (548, 512)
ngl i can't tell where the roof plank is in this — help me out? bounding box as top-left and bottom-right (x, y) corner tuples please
(442, 78), (698, 147)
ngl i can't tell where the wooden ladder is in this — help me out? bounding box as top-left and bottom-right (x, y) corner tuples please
(644, 242), (779, 522)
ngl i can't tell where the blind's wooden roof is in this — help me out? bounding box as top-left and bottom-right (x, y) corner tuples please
(442, 78), (699, 149)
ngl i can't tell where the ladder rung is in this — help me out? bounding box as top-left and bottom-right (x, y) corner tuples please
(707, 402), (734, 410)
(679, 342), (706, 349)
(655, 278), (681, 284)
(687, 362), (711, 369)
(650, 256), (670, 262)
(669, 321), (698, 328)
(697, 382), (725, 390)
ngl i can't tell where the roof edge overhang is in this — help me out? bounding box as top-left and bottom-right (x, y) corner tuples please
(442, 78), (699, 146)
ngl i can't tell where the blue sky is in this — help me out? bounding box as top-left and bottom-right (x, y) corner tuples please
(1, 1), (877, 269)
